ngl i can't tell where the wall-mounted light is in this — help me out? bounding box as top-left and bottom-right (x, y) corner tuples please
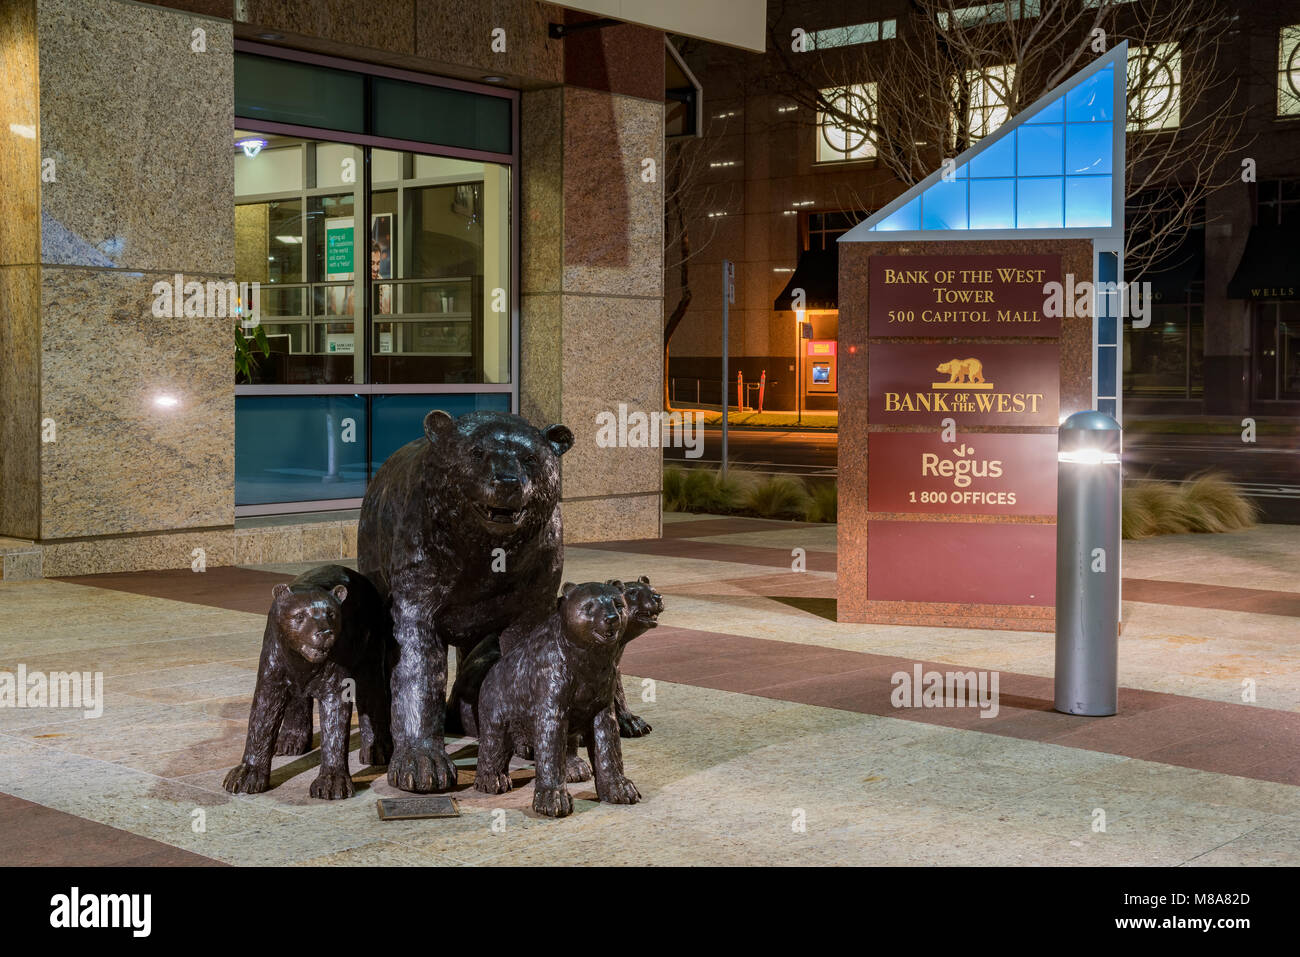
(236, 137), (267, 158)
(481, 75), (506, 84)
(154, 394), (179, 409)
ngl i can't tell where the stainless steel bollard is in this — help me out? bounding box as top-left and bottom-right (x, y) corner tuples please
(1054, 410), (1122, 716)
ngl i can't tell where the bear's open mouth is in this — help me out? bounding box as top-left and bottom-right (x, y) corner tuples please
(633, 612), (659, 626)
(475, 502), (524, 527)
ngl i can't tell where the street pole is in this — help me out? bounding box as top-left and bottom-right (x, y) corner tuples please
(721, 260), (733, 477)
(795, 312), (804, 427)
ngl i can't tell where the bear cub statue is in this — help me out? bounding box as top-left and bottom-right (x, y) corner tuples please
(224, 564), (390, 800)
(473, 581), (642, 818)
(608, 575), (663, 737)
(447, 575), (663, 742)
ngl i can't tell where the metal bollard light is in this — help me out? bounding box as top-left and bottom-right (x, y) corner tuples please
(1054, 410), (1122, 716)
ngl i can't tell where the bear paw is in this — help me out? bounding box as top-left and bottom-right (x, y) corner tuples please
(387, 744), (458, 793)
(564, 754), (593, 783)
(474, 769), (513, 795)
(222, 762), (270, 795)
(359, 736), (393, 767)
(533, 786), (574, 818)
(597, 775), (641, 806)
(274, 727), (313, 756)
(617, 711), (652, 738)
(309, 768), (355, 800)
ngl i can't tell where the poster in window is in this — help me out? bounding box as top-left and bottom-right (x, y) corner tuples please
(370, 213), (393, 315)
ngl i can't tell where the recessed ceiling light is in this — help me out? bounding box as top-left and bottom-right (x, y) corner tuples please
(257, 32), (284, 40)
(481, 75), (506, 83)
(236, 137), (267, 157)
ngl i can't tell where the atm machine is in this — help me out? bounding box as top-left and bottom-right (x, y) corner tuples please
(804, 339), (837, 395)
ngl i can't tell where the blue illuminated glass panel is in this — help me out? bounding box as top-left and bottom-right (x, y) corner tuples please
(868, 57), (1117, 232)
(875, 196), (921, 231)
(1017, 124), (1064, 176)
(1066, 64), (1114, 122)
(1065, 175), (1112, 227)
(1066, 122), (1112, 174)
(1097, 344), (1117, 396)
(921, 179), (968, 229)
(1024, 97), (1065, 124)
(969, 178), (1015, 228)
(1017, 178), (1063, 227)
(969, 131), (1016, 177)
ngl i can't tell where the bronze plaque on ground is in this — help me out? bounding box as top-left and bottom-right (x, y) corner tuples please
(376, 796), (461, 820)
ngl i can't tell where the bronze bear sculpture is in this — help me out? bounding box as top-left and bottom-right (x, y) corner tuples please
(224, 564), (390, 800)
(609, 575), (663, 737)
(473, 581), (643, 818)
(358, 409), (573, 793)
(448, 575), (663, 742)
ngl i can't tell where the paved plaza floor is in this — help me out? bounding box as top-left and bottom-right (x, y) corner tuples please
(1, 516), (1297, 866)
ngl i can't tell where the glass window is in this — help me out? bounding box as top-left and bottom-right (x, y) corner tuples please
(235, 131), (364, 385)
(1279, 26), (1300, 116)
(370, 393), (511, 467)
(816, 84), (878, 162)
(1128, 43), (1180, 132)
(953, 65), (1014, 144)
(369, 151), (512, 386)
(808, 20), (896, 49)
(371, 78), (512, 155)
(234, 54), (365, 133)
(235, 395), (368, 505)
(1126, 303), (1203, 399)
(1255, 304), (1300, 400)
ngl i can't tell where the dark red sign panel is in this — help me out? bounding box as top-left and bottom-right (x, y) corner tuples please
(868, 433), (1058, 516)
(869, 254), (1062, 337)
(867, 521), (1055, 605)
(869, 342), (1059, 426)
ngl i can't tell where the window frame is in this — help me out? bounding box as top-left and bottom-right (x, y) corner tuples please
(1126, 42), (1181, 133)
(233, 42), (519, 516)
(815, 83), (879, 164)
(233, 40), (519, 402)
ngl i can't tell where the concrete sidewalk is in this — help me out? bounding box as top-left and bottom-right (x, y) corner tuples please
(0, 517), (1296, 865)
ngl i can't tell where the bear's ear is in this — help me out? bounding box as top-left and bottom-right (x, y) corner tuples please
(331, 584), (348, 604)
(639, 575), (651, 584)
(423, 409), (455, 444)
(561, 581), (577, 597)
(607, 579), (625, 592)
(542, 423), (574, 456)
(272, 583), (290, 602)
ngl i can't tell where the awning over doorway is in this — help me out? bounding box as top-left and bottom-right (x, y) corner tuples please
(1134, 228), (1204, 303)
(1227, 224), (1300, 300)
(773, 245), (838, 310)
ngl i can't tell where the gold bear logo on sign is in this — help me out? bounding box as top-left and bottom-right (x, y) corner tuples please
(933, 358), (991, 389)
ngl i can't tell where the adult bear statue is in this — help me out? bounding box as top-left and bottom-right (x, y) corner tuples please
(358, 409), (574, 793)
